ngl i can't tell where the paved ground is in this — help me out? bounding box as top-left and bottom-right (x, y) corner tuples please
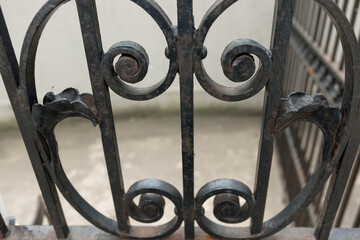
(0, 113), (285, 228)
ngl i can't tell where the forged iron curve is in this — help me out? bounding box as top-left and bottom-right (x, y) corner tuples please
(0, 0), (360, 239)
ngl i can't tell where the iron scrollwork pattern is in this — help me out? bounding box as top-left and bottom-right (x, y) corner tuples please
(100, 0), (178, 101)
(0, 0), (359, 239)
(194, 0), (272, 102)
(31, 88), (183, 238)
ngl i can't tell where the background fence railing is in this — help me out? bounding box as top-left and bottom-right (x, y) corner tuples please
(277, 0), (360, 228)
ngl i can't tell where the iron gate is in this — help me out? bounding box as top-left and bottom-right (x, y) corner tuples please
(277, 0), (360, 229)
(0, 0), (360, 239)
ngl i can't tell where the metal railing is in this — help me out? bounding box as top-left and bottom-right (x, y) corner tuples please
(0, 0), (360, 239)
(277, 0), (360, 230)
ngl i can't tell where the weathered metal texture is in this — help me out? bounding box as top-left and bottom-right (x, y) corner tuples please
(0, 0), (360, 239)
(0, 4), (69, 239)
(277, 0), (360, 236)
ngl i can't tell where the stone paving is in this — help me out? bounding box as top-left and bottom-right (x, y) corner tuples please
(0, 113), (285, 228)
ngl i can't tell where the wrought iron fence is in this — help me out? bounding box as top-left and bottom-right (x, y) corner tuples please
(277, 0), (360, 229)
(0, 0), (360, 239)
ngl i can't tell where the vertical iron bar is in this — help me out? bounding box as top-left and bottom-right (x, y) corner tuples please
(251, 0), (294, 234)
(286, 48), (296, 94)
(303, 124), (318, 176)
(177, 0), (194, 238)
(314, 149), (325, 214)
(299, 122), (310, 161)
(304, 0), (314, 31)
(316, 7), (327, 45)
(283, 47), (294, 96)
(289, 52), (304, 139)
(0, 5), (69, 239)
(75, 0), (129, 231)
(324, 0), (339, 53)
(294, 64), (310, 145)
(287, 46), (298, 93)
(311, 3), (321, 39)
(315, 119), (360, 239)
(340, 0), (359, 69)
(298, 0), (306, 26)
(0, 212), (7, 238)
(293, 0), (300, 20)
(334, 150), (360, 227)
(305, 128), (322, 175)
(331, 0), (349, 61)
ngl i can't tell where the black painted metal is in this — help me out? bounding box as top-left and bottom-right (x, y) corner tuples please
(0, 0), (360, 239)
(277, 1), (360, 238)
(0, 4), (69, 239)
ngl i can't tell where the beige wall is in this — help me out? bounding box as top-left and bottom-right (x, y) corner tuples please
(0, 0), (275, 122)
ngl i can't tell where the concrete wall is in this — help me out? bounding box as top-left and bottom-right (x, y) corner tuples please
(0, 0), (275, 122)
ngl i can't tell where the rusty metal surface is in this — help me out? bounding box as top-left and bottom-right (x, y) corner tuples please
(1, 0), (360, 239)
(277, 1), (360, 238)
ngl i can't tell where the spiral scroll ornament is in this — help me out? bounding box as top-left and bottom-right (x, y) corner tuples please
(99, 0), (178, 101)
(195, 179), (255, 234)
(125, 179), (182, 226)
(222, 53), (255, 83)
(213, 194), (246, 223)
(129, 193), (166, 223)
(194, 0), (272, 102)
(113, 44), (149, 85)
(20, 0), (182, 237)
(32, 88), (184, 238)
(16, 0), (360, 239)
(101, 41), (151, 97)
(100, 39), (177, 100)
